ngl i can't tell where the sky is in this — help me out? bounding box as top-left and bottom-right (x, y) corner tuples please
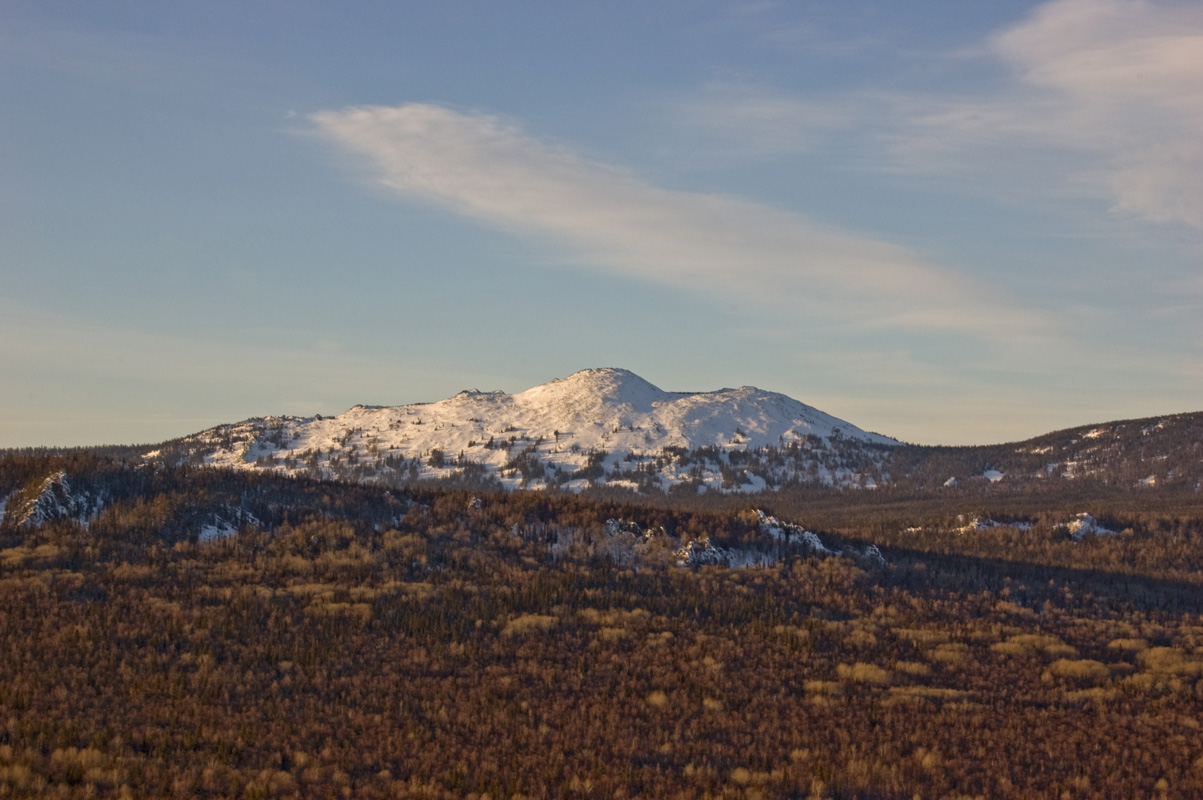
(2, 0), (1201, 447)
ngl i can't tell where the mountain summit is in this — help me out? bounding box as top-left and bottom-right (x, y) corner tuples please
(157, 369), (897, 491)
(518, 368), (666, 413)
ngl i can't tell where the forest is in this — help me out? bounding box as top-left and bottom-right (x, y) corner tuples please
(2, 452), (1203, 798)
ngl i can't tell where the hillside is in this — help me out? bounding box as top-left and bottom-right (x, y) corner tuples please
(3, 450), (1203, 798)
(885, 412), (1203, 492)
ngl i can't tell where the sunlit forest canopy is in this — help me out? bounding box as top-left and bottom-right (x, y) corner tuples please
(3, 452), (1203, 798)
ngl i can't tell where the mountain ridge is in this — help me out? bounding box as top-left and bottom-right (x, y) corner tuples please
(132, 368), (1202, 494)
(148, 368), (895, 491)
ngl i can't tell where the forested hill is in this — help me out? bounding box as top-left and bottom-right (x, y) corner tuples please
(3, 450), (1203, 578)
(885, 410), (1203, 492)
(3, 450), (1203, 797)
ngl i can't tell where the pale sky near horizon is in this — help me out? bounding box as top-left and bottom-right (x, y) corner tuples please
(2, 0), (1201, 447)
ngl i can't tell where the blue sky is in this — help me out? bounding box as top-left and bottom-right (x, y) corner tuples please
(2, 0), (1200, 447)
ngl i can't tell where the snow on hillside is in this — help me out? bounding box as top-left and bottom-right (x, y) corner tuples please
(164, 368), (897, 492)
(198, 508), (262, 543)
(1063, 513), (1117, 541)
(6, 471), (104, 528)
(554, 510), (884, 569)
(1001, 412), (1203, 487)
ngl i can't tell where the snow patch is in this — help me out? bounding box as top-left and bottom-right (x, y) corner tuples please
(753, 510), (884, 564)
(674, 536), (776, 568)
(196, 508), (261, 543)
(756, 510), (837, 555)
(1063, 513), (1116, 541)
(594, 513), (885, 569)
(198, 522), (238, 542)
(957, 516), (1031, 534)
(848, 543), (887, 567)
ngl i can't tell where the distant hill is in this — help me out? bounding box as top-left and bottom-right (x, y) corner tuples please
(886, 412), (1203, 492)
(146, 367), (899, 491)
(17, 368), (1199, 494)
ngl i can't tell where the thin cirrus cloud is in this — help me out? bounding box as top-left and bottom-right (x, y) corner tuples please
(671, 80), (853, 157)
(309, 103), (1033, 336)
(905, 0), (1203, 229)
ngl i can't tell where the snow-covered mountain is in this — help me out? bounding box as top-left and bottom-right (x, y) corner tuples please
(154, 368), (898, 492)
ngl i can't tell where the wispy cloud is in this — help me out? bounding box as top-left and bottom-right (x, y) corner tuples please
(670, 80), (853, 156)
(671, 1), (1203, 231)
(901, 0), (1203, 228)
(309, 103), (1036, 335)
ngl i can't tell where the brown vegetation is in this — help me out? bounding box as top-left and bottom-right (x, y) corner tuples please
(2, 455), (1203, 797)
